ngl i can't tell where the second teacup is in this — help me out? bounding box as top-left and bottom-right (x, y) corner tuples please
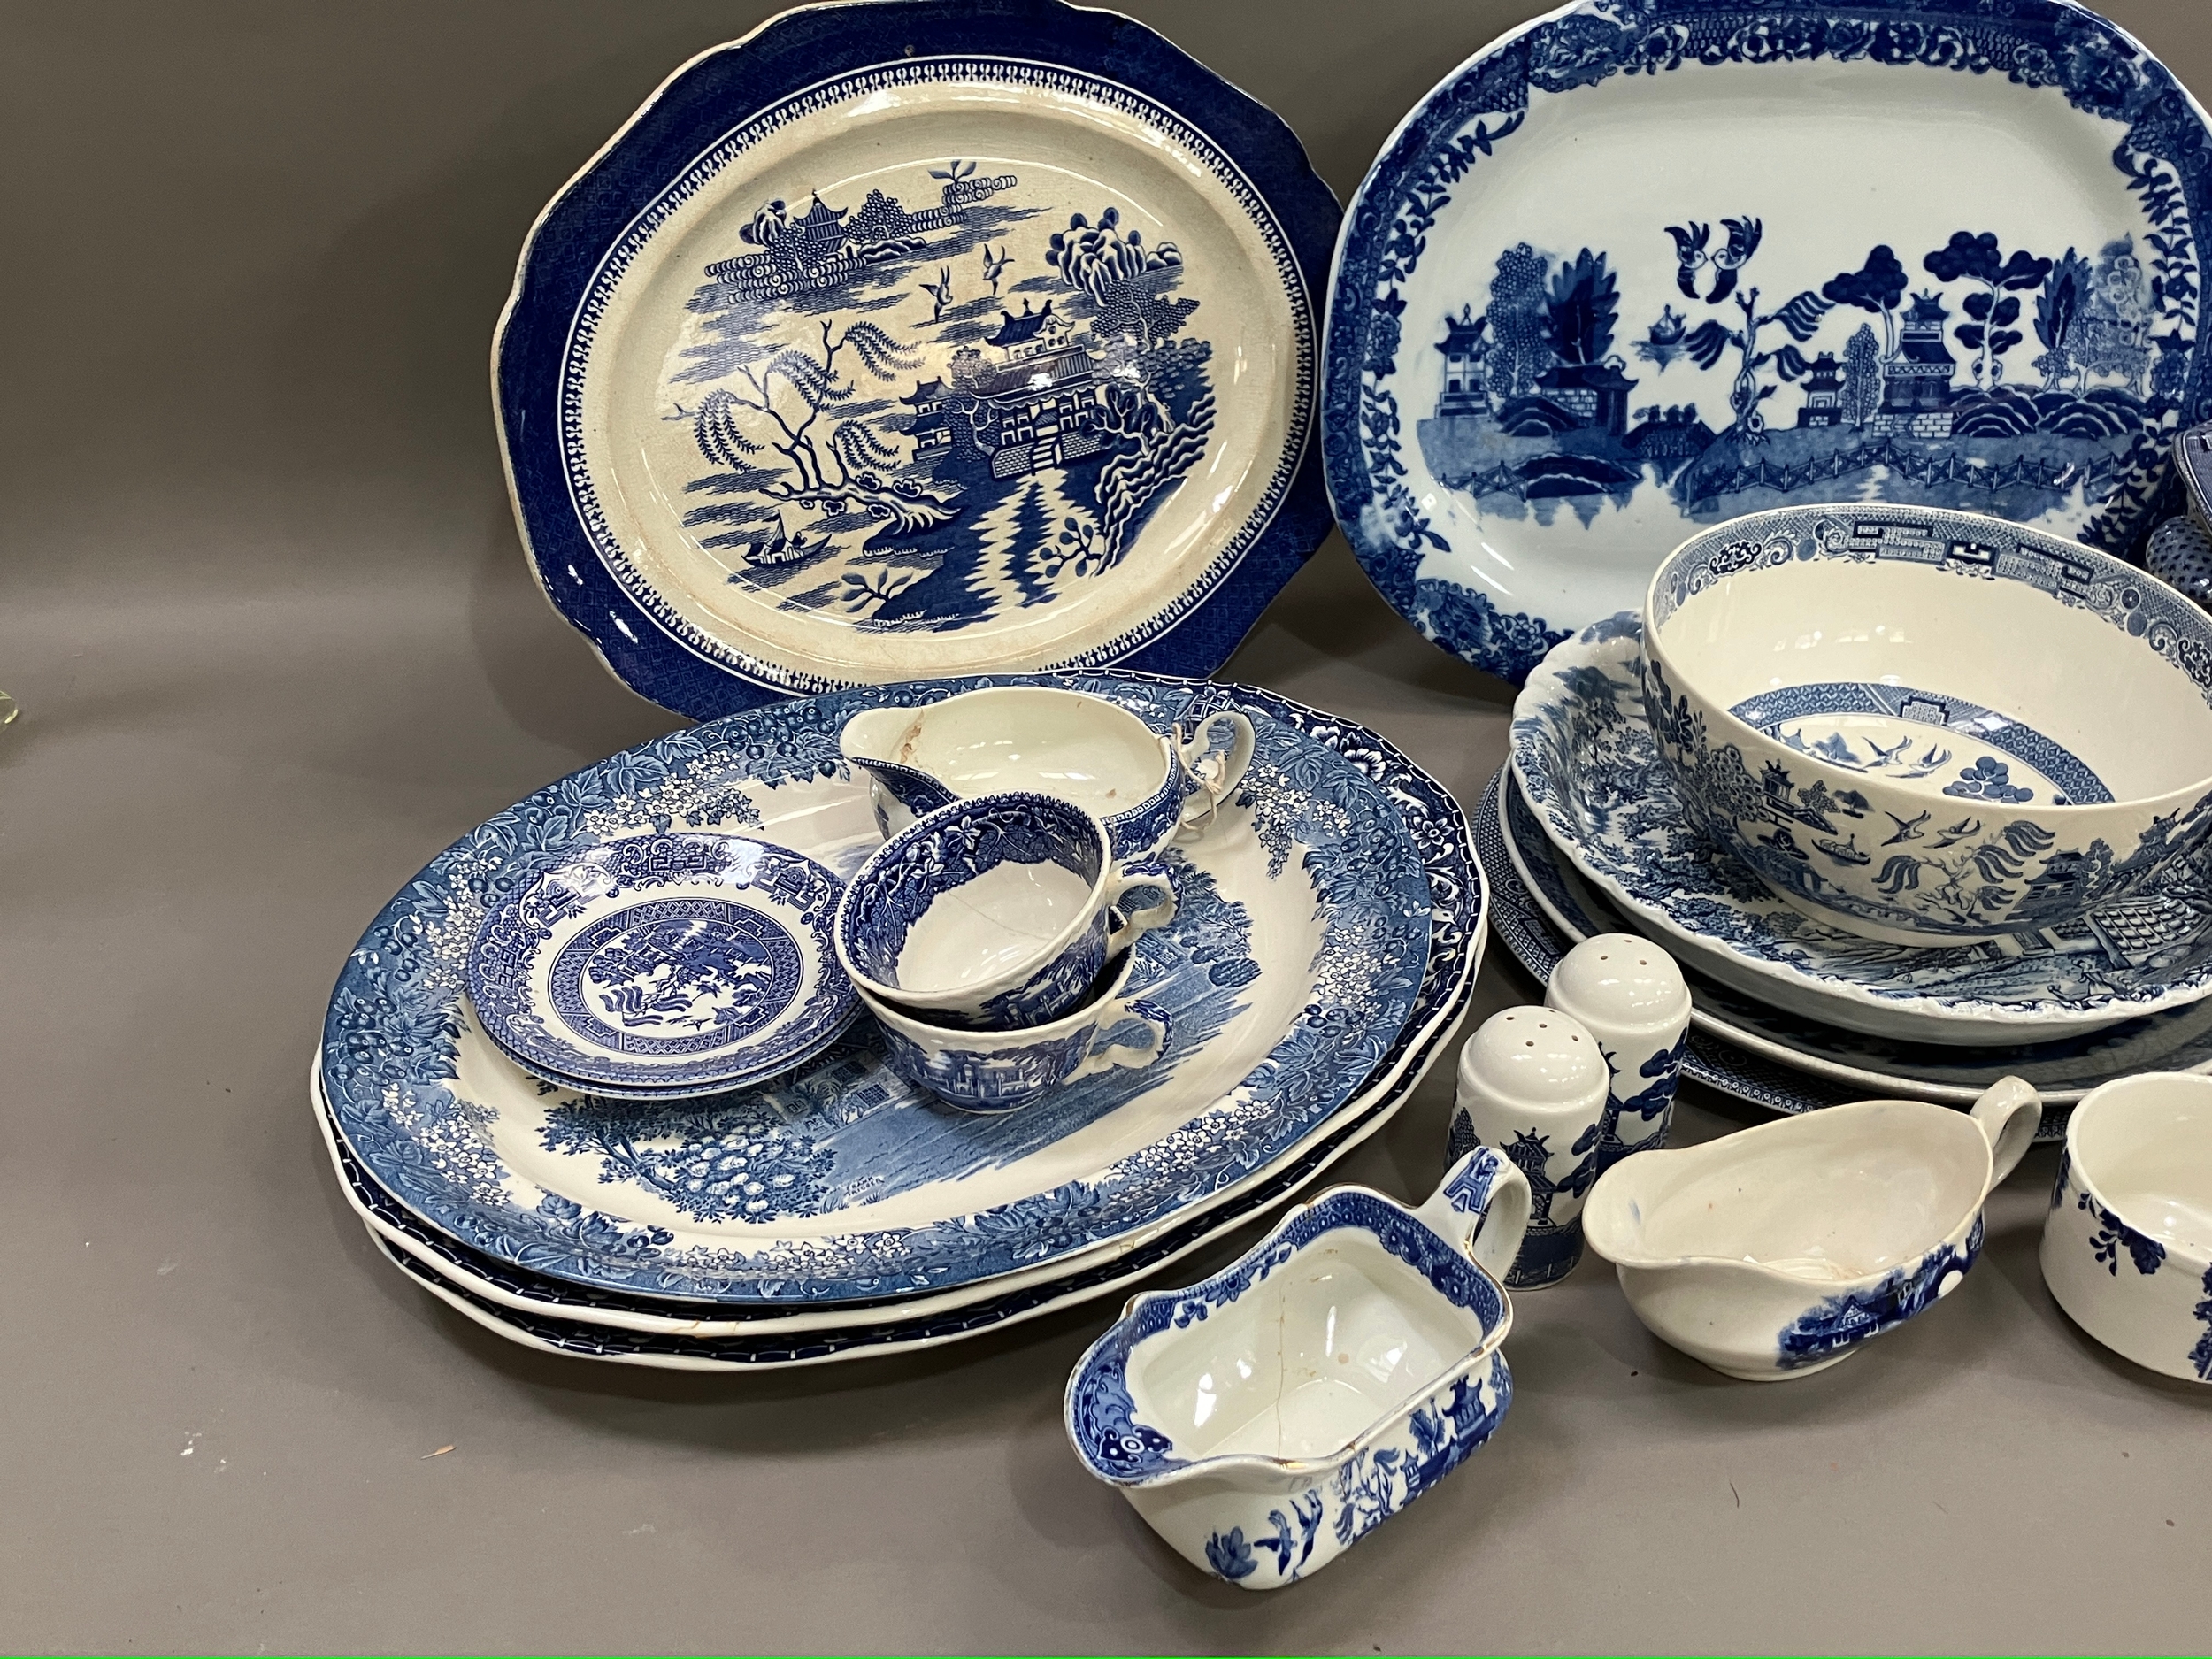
(834, 790), (1176, 1030)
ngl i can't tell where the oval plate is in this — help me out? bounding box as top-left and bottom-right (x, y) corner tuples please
(496, 0), (1340, 718)
(320, 672), (1436, 1304)
(1324, 0), (2212, 683)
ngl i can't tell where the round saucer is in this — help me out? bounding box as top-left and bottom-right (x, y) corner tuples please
(1509, 615), (2212, 1046)
(467, 832), (857, 1094)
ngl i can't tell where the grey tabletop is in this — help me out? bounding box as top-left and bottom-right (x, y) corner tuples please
(8, 0), (2211, 1650)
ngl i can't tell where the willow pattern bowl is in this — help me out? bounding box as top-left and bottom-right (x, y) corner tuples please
(1064, 1147), (1528, 1589)
(1644, 504), (2212, 945)
(1583, 1078), (2041, 1380)
(2042, 1071), (2212, 1384)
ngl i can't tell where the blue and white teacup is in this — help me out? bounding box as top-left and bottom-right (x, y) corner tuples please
(841, 686), (1256, 859)
(833, 790), (1177, 1030)
(861, 949), (1171, 1112)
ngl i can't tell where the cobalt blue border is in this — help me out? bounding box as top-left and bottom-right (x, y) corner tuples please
(495, 0), (1342, 719)
(1321, 0), (2212, 687)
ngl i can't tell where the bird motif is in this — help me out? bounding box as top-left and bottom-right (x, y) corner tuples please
(1881, 809), (1932, 845)
(918, 265), (955, 324)
(1666, 215), (1763, 303)
(1929, 816), (1984, 849)
(979, 243), (1011, 297)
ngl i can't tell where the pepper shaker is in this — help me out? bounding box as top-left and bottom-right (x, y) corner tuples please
(1448, 1005), (1610, 1289)
(1545, 933), (1692, 1178)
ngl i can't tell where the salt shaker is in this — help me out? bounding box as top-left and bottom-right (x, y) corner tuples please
(1545, 933), (1693, 1178)
(1448, 1005), (1610, 1289)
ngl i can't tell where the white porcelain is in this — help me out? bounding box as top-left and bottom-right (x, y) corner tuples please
(1512, 615), (2212, 1045)
(1583, 1078), (2041, 1380)
(1324, 0), (2212, 688)
(2042, 1071), (2212, 1384)
(841, 686), (1256, 859)
(1645, 503), (2212, 945)
(1545, 933), (1691, 1173)
(833, 789), (1175, 1030)
(1448, 1007), (1609, 1290)
(856, 949), (1168, 1112)
(1065, 1146), (1528, 1588)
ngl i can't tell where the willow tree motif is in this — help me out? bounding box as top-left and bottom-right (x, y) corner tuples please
(1671, 216), (1831, 441)
(691, 319), (958, 533)
(1924, 231), (2052, 388)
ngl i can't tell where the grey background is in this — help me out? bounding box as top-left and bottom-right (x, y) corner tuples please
(6, 0), (2210, 1650)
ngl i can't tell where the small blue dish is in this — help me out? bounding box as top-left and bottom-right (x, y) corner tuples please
(467, 833), (857, 1095)
(834, 791), (1175, 1031)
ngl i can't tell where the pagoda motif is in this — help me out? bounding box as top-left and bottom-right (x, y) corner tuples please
(1795, 352), (1843, 428)
(1434, 308), (1489, 417)
(1869, 292), (1960, 438)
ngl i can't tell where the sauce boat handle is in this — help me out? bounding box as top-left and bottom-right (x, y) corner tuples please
(1968, 1076), (2042, 1191)
(1417, 1146), (1532, 1285)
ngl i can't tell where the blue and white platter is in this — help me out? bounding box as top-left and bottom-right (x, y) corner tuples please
(1497, 766), (2212, 1108)
(1324, 0), (2212, 684)
(1510, 613), (2212, 1045)
(1473, 769), (2071, 1143)
(466, 833), (856, 1095)
(312, 958), (1471, 1366)
(495, 0), (1341, 720)
(322, 672), (1466, 1306)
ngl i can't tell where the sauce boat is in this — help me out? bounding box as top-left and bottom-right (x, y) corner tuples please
(1582, 1079), (2041, 1380)
(1064, 1147), (1530, 1588)
(841, 685), (1255, 858)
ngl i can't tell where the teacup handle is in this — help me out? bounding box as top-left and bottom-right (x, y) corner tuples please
(1102, 859), (1177, 955)
(1174, 709), (1256, 835)
(1067, 998), (1172, 1081)
(1968, 1075), (2042, 1190)
(1416, 1146), (1533, 1286)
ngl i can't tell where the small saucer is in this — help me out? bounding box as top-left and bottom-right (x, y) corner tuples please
(467, 832), (857, 1094)
(1510, 616), (2212, 1046)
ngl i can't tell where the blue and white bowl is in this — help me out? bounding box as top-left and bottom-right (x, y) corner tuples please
(1065, 1147), (1527, 1588)
(859, 949), (1169, 1113)
(466, 832), (857, 1095)
(1644, 504), (2212, 945)
(834, 790), (1175, 1030)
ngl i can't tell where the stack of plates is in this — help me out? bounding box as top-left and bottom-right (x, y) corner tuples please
(1484, 616), (2212, 1141)
(316, 673), (1485, 1370)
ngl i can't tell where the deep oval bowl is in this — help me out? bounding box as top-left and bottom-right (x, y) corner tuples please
(2042, 1071), (2212, 1384)
(1644, 504), (2212, 944)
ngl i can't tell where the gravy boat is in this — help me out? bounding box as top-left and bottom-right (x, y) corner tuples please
(1064, 1146), (1530, 1589)
(841, 685), (1254, 859)
(1582, 1079), (2041, 1381)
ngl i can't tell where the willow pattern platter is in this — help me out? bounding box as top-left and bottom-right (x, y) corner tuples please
(1498, 768), (2212, 1106)
(1324, 0), (2212, 683)
(495, 0), (1340, 719)
(1509, 615), (2212, 1044)
(317, 939), (1471, 1366)
(322, 673), (1449, 1305)
(1474, 770), (2070, 1142)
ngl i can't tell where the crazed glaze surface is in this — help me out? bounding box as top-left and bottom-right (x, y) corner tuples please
(1325, 0), (2212, 685)
(1064, 1148), (1526, 1587)
(497, 0), (1342, 717)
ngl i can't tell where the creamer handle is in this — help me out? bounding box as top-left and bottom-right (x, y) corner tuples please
(1969, 1076), (2041, 1190)
(1417, 1146), (1532, 1285)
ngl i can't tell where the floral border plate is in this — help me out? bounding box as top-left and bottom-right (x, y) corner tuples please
(1474, 769), (2070, 1142)
(1323, 0), (2212, 684)
(1498, 767), (2212, 1106)
(1509, 614), (2212, 1044)
(322, 672), (1450, 1304)
(495, 0), (1340, 719)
